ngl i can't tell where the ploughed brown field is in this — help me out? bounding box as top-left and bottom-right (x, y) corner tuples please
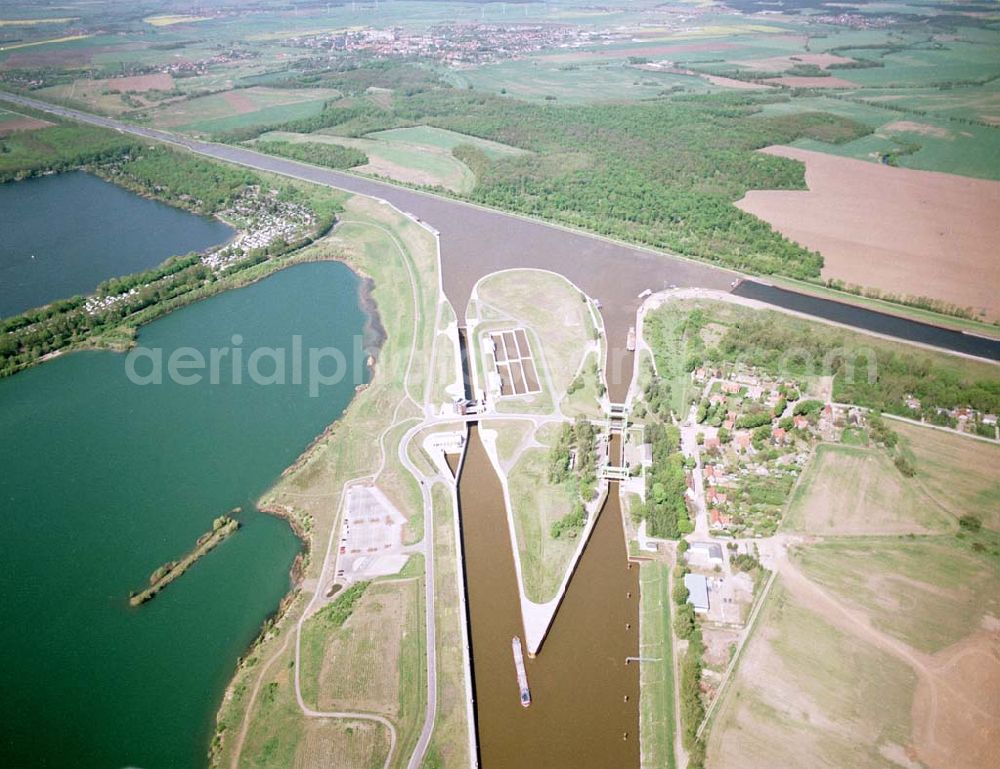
(97, 73), (174, 92)
(0, 116), (52, 137)
(737, 146), (1000, 320)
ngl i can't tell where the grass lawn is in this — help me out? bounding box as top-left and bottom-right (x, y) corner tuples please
(268, 130), (477, 193)
(561, 350), (605, 420)
(784, 443), (953, 535)
(367, 125), (528, 160)
(893, 420), (1000, 531)
(504, 434), (581, 603)
(238, 634), (391, 769)
(300, 577), (425, 769)
(707, 579), (917, 769)
(794, 535), (1000, 654)
(475, 268), (598, 410)
(639, 561), (676, 769)
(486, 419), (537, 468)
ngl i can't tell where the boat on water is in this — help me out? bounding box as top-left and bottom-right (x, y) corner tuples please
(512, 635), (531, 708)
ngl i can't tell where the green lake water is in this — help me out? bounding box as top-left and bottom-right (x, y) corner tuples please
(0, 261), (369, 768)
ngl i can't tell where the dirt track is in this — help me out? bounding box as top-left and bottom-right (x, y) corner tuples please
(738, 145), (1000, 320)
(775, 549), (999, 769)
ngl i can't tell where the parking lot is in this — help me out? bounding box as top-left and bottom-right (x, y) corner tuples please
(332, 485), (409, 591)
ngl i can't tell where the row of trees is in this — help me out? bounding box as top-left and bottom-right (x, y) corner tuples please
(253, 140), (368, 170)
(547, 417), (599, 538)
(672, 553), (708, 768)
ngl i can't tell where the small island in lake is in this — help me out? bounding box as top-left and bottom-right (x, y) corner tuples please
(129, 513), (241, 607)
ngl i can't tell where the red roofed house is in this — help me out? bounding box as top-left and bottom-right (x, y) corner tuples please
(704, 436), (720, 450)
(793, 415), (809, 430)
(710, 509), (732, 528)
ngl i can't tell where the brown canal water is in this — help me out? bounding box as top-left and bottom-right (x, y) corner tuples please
(457, 426), (640, 769)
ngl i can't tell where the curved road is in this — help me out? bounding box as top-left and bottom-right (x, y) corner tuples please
(4, 93), (996, 399)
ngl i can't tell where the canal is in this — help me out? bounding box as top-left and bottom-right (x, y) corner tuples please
(456, 426), (640, 769)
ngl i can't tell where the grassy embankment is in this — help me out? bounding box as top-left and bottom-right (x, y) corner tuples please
(421, 484), (471, 769)
(129, 516), (240, 606)
(639, 561), (677, 769)
(211, 194), (442, 769)
(767, 275), (1000, 339)
(470, 269), (603, 603)
(497, 422), (585, 604)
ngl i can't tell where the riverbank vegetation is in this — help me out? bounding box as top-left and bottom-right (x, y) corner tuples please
(129, 515), (239, 606)
(0, 136), (346, 378)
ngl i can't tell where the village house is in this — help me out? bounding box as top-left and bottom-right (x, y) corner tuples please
(734, 431), (752, 453)
(793, 415), (809, 430)
(710, 509), (732, 529)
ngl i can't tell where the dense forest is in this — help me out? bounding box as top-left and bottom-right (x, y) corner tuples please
(253, 140), (368, 171)
(237, 76), (870, 279)
(0, 102), (140, 182)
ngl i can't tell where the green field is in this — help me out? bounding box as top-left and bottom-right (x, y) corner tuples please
(784, 443), (953, 535)
(707, 580), (918, 769)
(795, 536), (1000, 654)
(367, 125), (528, 160)
(759, 94), (1000, 180)
(299, 577), (426, 769)
(448, 59), (718, 103)
(142, 87), (339, 134)
(893, 420), (1000, 531)
(639, 562), (676, 769)
(259, 130), (477, 193)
